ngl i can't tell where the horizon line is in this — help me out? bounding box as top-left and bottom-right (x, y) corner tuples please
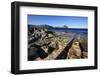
(28, 24), (88, 29)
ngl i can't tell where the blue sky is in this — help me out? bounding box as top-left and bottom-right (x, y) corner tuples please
(28, 15), (88, 28)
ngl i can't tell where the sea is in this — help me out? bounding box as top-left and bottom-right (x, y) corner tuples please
(49, 28), (88, 37)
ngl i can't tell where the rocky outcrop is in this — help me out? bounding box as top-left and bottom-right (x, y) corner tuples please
(67, 41), (82, 59)
(28, 27), (70, 60)
(67, 36), (87, 59)
(44, 37), (68, 60)
(28, 27), (88, 60)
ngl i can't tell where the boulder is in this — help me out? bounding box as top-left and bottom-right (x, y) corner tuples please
(67, 41), (82, 59)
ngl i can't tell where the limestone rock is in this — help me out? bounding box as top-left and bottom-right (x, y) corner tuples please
(67, 41), (82, 59)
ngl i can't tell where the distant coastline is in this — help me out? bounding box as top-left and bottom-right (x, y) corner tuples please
(28, 24), (88, 30)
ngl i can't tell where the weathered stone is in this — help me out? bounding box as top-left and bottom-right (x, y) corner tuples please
(67, 41), (82, 59)
(28, 27), (75, 60)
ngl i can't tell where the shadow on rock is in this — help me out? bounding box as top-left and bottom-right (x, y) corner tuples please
(28, 44), (48, 61)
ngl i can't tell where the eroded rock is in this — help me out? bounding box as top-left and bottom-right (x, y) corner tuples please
(67, 41), (82, 59)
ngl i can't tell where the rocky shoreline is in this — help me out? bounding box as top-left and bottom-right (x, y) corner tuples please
(28, 27), (87, 60)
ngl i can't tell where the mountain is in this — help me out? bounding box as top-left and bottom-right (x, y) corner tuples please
(28, 24), (54, 29)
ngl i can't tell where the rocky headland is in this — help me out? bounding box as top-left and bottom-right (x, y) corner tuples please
(28, 25), (88, 60)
